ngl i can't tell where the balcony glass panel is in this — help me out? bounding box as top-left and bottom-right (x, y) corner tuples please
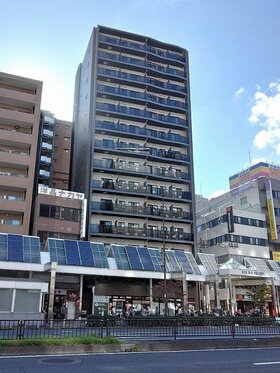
(97, 67), (186, 94)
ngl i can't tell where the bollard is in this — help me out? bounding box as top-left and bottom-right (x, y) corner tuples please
(17, 320), (25, 340)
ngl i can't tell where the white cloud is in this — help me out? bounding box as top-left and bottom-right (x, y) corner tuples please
(250, 157), (267, 165)
(235, 87), (246, 97)
(249, 81), (280, 154)
(207, 190), (226, 199)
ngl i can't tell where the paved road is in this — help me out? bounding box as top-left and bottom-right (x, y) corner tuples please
(1, 347), (280, 372)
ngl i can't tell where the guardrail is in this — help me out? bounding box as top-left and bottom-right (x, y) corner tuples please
(0, 316), (279, 341)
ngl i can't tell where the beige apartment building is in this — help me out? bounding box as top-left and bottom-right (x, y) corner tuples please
(0, 72), (42, 234)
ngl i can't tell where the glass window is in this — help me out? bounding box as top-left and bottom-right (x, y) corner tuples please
(0, 289), (12, 311)
(14, 290), (40, 312)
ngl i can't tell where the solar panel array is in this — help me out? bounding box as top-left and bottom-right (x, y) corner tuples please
(267, 260), (280, 274)
(167, 250), (201, 275)
(111, 245), (159, 271)
(48, 239), (109, 268)
(244, 257), (270, 273)
(0, 234), (40, 263)
(197, 253), (218, 275)
(166, 250), (181, 272)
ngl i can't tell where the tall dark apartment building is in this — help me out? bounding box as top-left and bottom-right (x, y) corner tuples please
(72, 26), (196, 253)
(0, 72), (42, 234)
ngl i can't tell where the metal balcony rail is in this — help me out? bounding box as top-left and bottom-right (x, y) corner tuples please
(99, 35), (186, 64)
(97, 67), (186, 95)
(96, 102), (186, 126)
(91, 201), (193, 220)
(96, 84), (186, 110)
(99, 50), (185, 77)
(90, 224), (194, 241)
(95, 120), (189, 144)
(94, 139), (189, 162)
(1, 317), (279, 341)
(92, 159), (191, 181)
(91, 180), (192, 200)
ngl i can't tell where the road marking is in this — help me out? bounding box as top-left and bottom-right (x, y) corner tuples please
(254, 361), (280, 366)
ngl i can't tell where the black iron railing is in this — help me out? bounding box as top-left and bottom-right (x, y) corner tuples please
(0, 316), (279, 341)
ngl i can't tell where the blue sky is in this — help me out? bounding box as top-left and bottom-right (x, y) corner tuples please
(1, 0), (280, 198)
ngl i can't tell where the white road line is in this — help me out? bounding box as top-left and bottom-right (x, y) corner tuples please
(254, 361), (280, 366)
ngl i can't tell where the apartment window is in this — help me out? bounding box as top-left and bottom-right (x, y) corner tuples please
(273, 190), (280, 200)
(128, 181), (139, 190)
(240, 196), (248, 205)
(39, 204), (81, 222)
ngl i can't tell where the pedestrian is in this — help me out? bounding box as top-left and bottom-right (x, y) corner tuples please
(60, 303), (67, 319)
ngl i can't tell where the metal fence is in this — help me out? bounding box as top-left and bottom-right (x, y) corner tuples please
(0, 317), (280, 341)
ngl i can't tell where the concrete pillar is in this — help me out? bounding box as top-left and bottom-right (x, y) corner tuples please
(224, 278), (230, 312)
(149, 278), (153, 310)
(182, 270), (188, 313)
(215, 275), (221, 309)
(205, 283), (210, 313)
(48, 262), (57, 320)
(271, 278), (278, 316)
(228, 274), (235, 315)
(92, 286), (95, 314)
(79, 274), (83, 316)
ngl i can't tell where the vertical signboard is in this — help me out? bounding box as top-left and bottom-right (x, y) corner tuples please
(266, 179), (277, 241)
(226, 206), (234, 233)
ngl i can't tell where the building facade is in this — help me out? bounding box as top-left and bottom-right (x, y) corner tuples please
(36, 111), (72, 190)
(0, 72), (42, 234)
(71, 25), (196, 254)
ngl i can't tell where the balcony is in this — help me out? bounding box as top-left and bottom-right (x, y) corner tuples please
(40, 155), (51, 164)
(91, 201), (193, 221)
(98, 51), (185, 81)
(41, 142), (53, 150)
(96, 84), (186, 113)
(95, 102), (187, 129)
(94, 139), (189, 164)
(39, 169), (50, 178)
(90, 224), (193, 242)
(97, 68), (186, 98)
(92, 159), (191, 182)
(98, 35), (186, 64)
(92, 179), (192, 201)
(95, 120), (189, 146)
(42, 129), (54, 138)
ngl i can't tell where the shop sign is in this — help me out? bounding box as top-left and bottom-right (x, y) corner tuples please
(67, 291), (79, 301)
(226, 206), (234, 233)
(94, 302), (108, 316)
(38, 185), (84, 200)
(272, 252), (280, 261)
(241, 270), (265, 277)
(94, 296), (110, 303)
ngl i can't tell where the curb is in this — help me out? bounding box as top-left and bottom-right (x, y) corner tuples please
(1, 338), (280, 356)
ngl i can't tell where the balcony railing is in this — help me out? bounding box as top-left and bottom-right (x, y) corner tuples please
(96, 84), (186, 111)
(99, 35), (186, 64)
(96, 102), (186, 127)
(40, 156), (51, 164)
(97, 67), (186, 95)
(42, 129), (54, 138)
(94, 139), (189, 163)
(92, 159), (191, 181)
(95, 120), (189, 145)
(91, 180), (192, 200)
(90, 224), (194, 241)
(98, 50), (185, 79)
(91, 201), (193, 221)
(41, 142), (53, 150)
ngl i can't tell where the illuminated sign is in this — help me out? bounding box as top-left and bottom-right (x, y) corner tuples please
(226, 206), (234, 233)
